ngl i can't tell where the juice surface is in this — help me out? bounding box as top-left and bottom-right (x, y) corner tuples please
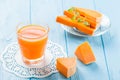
(17, 25), (48, 60)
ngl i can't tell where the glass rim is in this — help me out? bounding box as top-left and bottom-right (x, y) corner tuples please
(17, 24), (49, 40)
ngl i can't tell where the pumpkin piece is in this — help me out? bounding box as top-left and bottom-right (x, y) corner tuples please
(56, 57), (76, 78)
(75, 41), (96, 64)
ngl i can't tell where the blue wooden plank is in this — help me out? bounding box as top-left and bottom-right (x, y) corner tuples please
(30, 0), (66, 45)
(30, 0), (69, 80)
(0, 0), (30, 80)
(62, 0), (109, 80)
(95, 0), (120, 80)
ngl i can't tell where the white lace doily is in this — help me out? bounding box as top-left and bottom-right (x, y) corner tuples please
(0, 40), (67, 78)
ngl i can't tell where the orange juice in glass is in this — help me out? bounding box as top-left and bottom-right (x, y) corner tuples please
(17, 24), (48, 65)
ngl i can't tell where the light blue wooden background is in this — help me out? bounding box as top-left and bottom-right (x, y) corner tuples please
(0, 0), (120, 80)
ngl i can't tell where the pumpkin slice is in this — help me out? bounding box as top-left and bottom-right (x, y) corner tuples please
(75, 7), (102, 23)
(64, 10), (100, 29)
(75, 41), (96, 64)
(75, 21), (95, 35)
(56, 16), (76, 27)
(56, 16), (95, 35)
(56, 57), (76, 78)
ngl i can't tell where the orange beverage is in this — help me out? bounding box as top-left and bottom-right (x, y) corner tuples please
(17, 25), (48, 65)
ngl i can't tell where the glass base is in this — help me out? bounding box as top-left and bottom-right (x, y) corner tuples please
(22, 56), (44, 66)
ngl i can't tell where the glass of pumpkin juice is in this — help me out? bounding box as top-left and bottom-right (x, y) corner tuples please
(17, 24), (49, 65)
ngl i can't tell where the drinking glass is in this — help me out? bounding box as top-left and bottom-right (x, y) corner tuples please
(17, 24), (49, 66)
